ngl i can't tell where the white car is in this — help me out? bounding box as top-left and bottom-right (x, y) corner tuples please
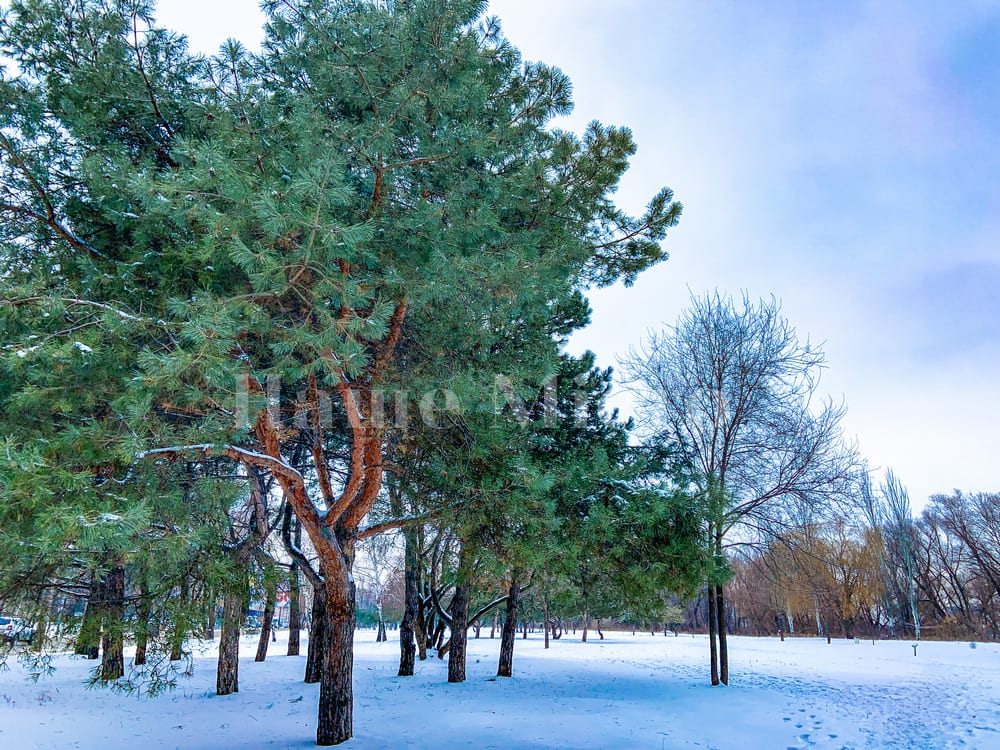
(0, 615), (36, 644)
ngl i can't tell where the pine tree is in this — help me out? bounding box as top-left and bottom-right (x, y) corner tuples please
(1, 0), (680, 743)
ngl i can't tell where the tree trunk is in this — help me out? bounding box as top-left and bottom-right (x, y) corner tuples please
(134, 578), (153, 667)
(597, 619), (604, 640)
(842, 617), (854, 641)
(416, 588), (428, 661)
(282, 506), (302, 656)
(170, 578), (189, 662)
(256, 581), (277, 662)
(497, 580), (520, 678)
(435, 621), (447, 652)
(217, 589), (243, 695)
(305, 585), (327, 684)
(287, 564), (302, 656)
(581, 611), (588, 643)
(446, 544), (474, 682)
(33, 590), (51, 653)
(204, 587), (216, 640)
(448, 580), (470, 683)
(716, 582), (729, 685)
(708, 584), (720, 686)
(99, 563), (125, 682)
(490, 610), (498, 639)
(316, 572), (355, 746)
(396, 529), (420, 677)
(543, 599), (550, 649)
(75, 575), (102, 659)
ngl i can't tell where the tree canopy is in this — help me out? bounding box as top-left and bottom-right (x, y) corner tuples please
(1, 0), (682, 744)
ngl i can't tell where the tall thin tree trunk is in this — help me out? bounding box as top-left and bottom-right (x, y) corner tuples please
(717, 582), (729, 686)
(287, 515), (303, 656)
(376, 614), (387, 642)
(287, 565), (302, 656)
(713, 524), (730, 686)
(415, 585), (428, 661)
(581, 611), (589, 643)
(134, 574), (153, 667)
(708, 584), (720, 686)
(305, 585), (328, 684)
(256, 581), (277, 662)
(497, 580), (520, 678)
(398, 526), (418, 676)
(543, 599), (550, 649)
(204, 587), (216, 640)
(217, 588), (243, 695)
(170, 578), (189, 662)
(100, 563), (125, 682)
(316, 569), (355, 746)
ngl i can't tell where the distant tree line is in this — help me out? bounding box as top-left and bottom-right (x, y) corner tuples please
(684, 477), (1000, 643)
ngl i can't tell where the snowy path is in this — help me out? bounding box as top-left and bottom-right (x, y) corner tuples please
(1, 631), (997, 749)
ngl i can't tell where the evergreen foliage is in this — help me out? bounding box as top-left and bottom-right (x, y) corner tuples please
(1, 0), (681, 744)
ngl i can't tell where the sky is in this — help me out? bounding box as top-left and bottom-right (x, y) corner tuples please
(151, 0), (1000, 507)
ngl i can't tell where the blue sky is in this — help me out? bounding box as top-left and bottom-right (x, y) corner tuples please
(154, 0), (1000, 506)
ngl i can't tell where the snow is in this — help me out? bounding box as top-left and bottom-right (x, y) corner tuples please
(73, 342), (93, 354)
(1, 630), (998, 749)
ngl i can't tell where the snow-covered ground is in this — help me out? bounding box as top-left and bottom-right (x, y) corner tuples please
(1, 629), (997, 749)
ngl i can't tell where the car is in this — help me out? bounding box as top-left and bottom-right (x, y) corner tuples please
(0, 615), (37, 645)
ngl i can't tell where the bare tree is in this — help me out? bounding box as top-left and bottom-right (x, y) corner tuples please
(356, 531), (403, 643)
(928, 490), (1000, 636)
(625, 291), (856, 685)
(873, 470), (922, 641)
